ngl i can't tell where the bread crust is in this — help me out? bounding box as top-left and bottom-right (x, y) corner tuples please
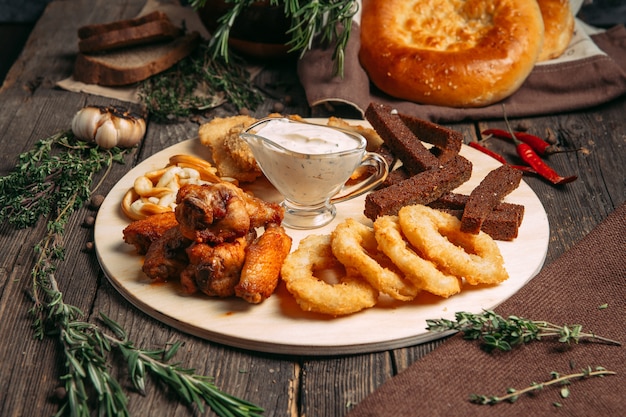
(78, 11), (169, 39)
(78, 19), (182, 53)
(359, 0), (545, 107)
(73, 32), (200, 86)
(537, 0), (575, 61)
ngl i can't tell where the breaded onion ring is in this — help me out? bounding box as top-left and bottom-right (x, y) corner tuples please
(281, 234), (379, 316)
(330, 219), (419, 301)
(374, 215), (461, 298)
(398, 205), (508, 285)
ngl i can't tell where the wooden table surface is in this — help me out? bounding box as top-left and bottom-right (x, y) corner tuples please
(1, 1), (624, 416)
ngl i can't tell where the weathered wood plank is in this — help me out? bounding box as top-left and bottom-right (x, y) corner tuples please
(477, 98), (626, 263)
(1, 0), (624, 416)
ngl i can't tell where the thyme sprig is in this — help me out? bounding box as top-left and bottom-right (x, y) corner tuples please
(426, 310), (621, 352)
(470, 366), (616, 405)
(189, 0), (358, 76)
(139, 43), (264, 121)
(2, 132), (263, 416)
(0, 131), (124, 229)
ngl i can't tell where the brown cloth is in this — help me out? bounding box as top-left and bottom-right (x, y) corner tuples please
(298, 24), (626, 123)
(346, 203), (625, 417)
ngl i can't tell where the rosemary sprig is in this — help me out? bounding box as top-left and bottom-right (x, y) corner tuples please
(2, 131), (264, 416)
(139, 43), (264, 121)
(470, 366), (616, 405)
(426, 310), (621, 352)
(189, 0), (358, 76)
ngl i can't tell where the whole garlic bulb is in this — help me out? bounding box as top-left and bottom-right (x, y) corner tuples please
(71, 106), (146, 149)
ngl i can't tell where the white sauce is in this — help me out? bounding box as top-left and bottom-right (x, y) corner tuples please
(243, 118), (366, 206)
(253, 118), (361, 154)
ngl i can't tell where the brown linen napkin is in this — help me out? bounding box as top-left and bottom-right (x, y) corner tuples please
(298, 24), (626, 123)
(346, 203), (625, 417)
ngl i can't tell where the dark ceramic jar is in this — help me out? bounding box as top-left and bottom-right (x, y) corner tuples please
(197, 0), (292, 58)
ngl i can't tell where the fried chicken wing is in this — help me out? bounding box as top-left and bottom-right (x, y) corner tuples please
(235, 225), (292, 304)
(185, 231), (253, 297)
(239, 189), (284, 229)
(122, 211), (178, 255)
(175, 183), (251, 244)
(142, 226), (192, 282)
(174, 182), (284, 244)
(126, 178), (288, 303)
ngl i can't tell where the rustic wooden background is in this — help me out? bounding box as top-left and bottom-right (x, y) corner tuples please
(0, 1), (624, 416)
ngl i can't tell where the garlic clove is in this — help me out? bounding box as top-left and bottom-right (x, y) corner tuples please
(71, 106), (102, 142)
(116, 116), (146, 148)
(94, 119), (120, 149)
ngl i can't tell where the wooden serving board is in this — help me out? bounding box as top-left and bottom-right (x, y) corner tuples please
(94, 121), (549, 356)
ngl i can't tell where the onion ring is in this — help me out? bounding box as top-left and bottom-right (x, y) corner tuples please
(330, 218), (419, 301)
(280, 234), (379, 316)
(373, 215), (461, 298)
(398, 205), (508, 285)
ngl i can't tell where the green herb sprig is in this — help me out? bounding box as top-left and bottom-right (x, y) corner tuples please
(189, 0), (358, 76)
(426, 310), (621, 352)
(139, 43), (264, 121)
(1, 131), (263, 416)
(470, 366), (616, 405)
(0, 131), (124, 228)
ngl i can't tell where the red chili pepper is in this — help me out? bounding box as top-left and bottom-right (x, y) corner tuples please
(468, 141), (537, 174)
(468, 142), (507, 164)
(515, 142), (577, 185)
(482, 128), (558, 156)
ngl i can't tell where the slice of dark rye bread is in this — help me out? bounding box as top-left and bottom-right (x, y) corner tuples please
(73, 31), (200, 86)
(428, 192), (525, 241)
(365, 103), (440, 175)
(460, 164), (523, 234)
(78, 18), (183, 53)
(364, 154), (473, 220)
(78, 11), (170, 39)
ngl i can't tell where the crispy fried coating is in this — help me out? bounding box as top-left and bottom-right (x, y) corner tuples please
(235, 225), (292, 304)
(399, 205), (509, 285)
(142, 226), (192, 282)
(122, 211), (179, 255)
(184, 233), (252, 297)
(198, 115), (262, 183)
(281, 234), (379, 316)
(175, 183), (251, 244)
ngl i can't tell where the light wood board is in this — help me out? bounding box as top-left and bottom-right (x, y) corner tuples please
(94, 121), (549, 356)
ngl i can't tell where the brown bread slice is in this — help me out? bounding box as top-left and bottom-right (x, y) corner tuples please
(460, 164), (523, 234)
(78, 11), (170, 38)
(364, 154), (472, 220)
(380, 166), (410, 188)
(78, 19), (182, 53)
(428, 193), (525, 241)
(439, 208), (524, 241)
(73, 31), (200, 86)
(480, 205), (525, 241)
(398, 112), (463, 163)
(365, 103), (440, 175)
